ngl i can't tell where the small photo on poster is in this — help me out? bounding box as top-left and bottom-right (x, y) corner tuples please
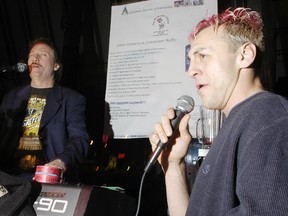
(193, 0), (204, 6)
(174, 0), (192, 7)
(185, 44), (191, 72)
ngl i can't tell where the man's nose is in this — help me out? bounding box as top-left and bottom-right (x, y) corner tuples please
(187, 62), (201, 78)
(30, 54), (39, 62)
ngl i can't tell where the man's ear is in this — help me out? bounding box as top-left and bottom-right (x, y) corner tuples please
(54, 64), (60, 71)
(239, 42), (257, 68)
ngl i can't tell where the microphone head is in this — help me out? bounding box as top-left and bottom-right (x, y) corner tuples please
(176, 95), (194, 114)
(16, 63), (27, 72)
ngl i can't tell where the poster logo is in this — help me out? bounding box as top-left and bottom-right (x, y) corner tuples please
(152, 15), (169, 36)
(121, 7), (129, 15)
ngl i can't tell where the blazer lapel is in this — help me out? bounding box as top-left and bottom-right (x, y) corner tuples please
(40, 85), (62, 129)
(14, 86), (31, 120)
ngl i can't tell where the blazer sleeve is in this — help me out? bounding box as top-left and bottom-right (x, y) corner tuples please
(56, 93), (90, 167)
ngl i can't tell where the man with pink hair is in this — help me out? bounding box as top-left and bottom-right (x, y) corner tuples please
(150, 7), (288, 215)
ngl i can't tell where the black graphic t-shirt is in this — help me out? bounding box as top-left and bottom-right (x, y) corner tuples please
(14, 88), (51, 173)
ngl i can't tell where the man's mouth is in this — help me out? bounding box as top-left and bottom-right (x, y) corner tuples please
(197, 84), (206, 89)
(29, 63), (41, 70)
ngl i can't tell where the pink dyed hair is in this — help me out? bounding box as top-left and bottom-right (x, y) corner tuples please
(189, 7), (264, 52)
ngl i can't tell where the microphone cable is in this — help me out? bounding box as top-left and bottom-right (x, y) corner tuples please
(134, 169), (147, 216)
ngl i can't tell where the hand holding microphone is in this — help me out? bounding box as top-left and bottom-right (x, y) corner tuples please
(145, 95), (194, 173)
(136, 96), (194, 216)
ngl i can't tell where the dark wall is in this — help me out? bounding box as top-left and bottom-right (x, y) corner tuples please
(1, 0), (287, 144)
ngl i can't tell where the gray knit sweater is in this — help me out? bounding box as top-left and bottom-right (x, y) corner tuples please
(186, 91), (288, 216)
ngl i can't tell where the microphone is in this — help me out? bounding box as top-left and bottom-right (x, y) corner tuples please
(1, 63), (27, 73)
(144, 95), (195, 173)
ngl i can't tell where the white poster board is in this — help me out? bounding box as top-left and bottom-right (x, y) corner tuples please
(105, 0), (218, 138)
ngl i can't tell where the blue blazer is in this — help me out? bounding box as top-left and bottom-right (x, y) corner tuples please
(0, 84), (89, 182)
